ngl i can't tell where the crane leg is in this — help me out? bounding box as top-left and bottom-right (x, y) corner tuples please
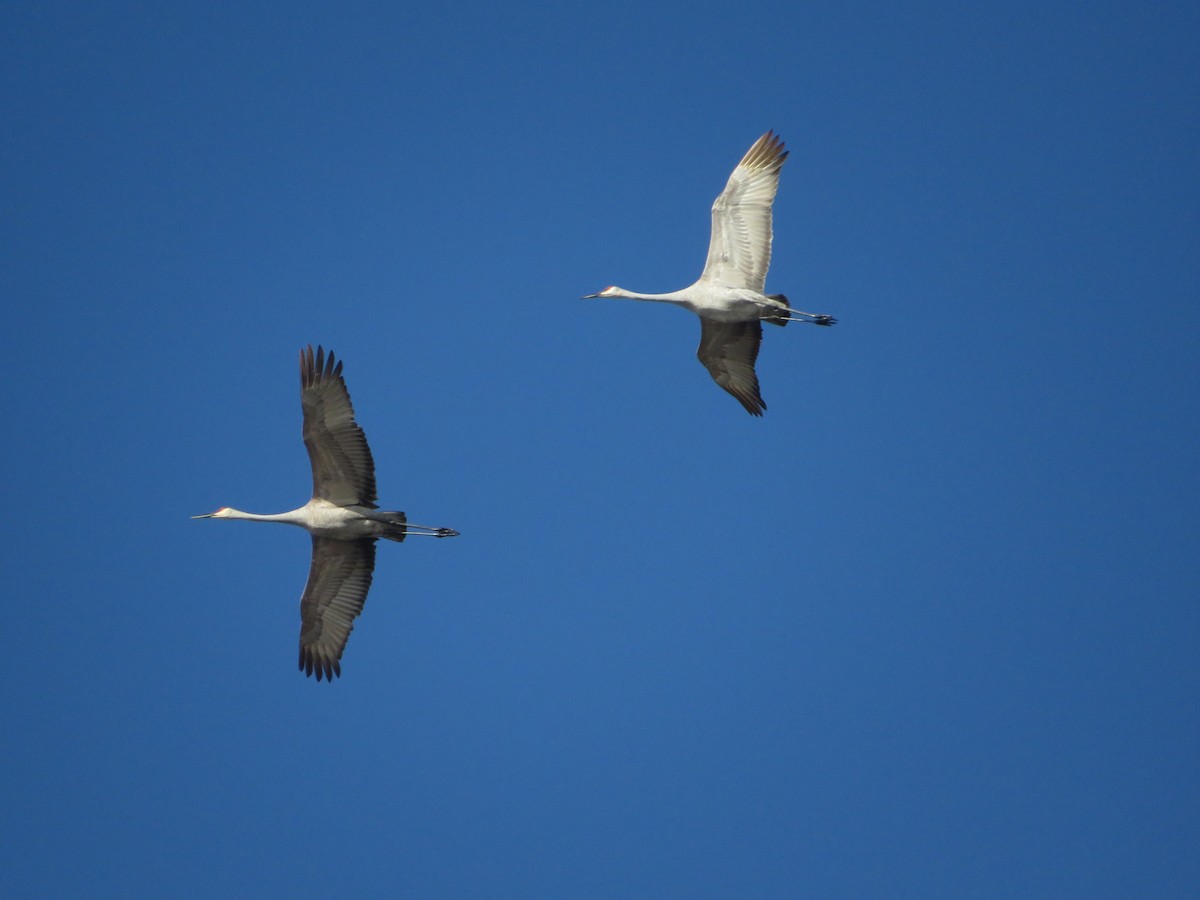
(404, 523), (460, 538)
(790, 312), (837, 325)
(768, 310), (838, 326)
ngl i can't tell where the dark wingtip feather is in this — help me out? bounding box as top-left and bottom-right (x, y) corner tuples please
(299, 645), (342, 682)
(740, 395), (766, 416)
(741, 130), (788, 173)
(301, 344), (345, 387)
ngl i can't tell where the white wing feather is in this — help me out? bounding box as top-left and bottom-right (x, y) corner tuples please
(698, 131), (788, 292)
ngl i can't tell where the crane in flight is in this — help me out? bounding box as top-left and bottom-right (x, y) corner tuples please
(194, 345), (458, 681)
(585, 131), (836, 416)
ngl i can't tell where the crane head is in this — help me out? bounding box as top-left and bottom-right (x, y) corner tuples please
(582, 286), (619, 299)
(192, 507), (233, 519)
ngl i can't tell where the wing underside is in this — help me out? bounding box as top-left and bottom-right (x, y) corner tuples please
(696, 318), (767, 416)
(298, 536), (377, 681)
(699, 131), (788, 292)
(300, 345), (378, 508)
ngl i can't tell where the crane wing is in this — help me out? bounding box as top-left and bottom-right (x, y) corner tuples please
(298, 536), (376, 681)
(300, 345), (378, 508)
(699, 131), (787, 293)
(696, 318), (767, 416)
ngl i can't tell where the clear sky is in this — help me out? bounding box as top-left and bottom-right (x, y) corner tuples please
(3, 1), (1198, 897)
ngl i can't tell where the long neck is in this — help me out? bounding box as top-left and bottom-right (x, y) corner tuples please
(222, 506), (310, 526)
(609, 286), (690, 304)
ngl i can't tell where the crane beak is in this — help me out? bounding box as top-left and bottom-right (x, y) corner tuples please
(582, 293), (600, 299)
(191, 513), (214, 519)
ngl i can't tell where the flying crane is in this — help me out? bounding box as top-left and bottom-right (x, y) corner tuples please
(194, 345), (458, 681)
(585, 131), (836, 415)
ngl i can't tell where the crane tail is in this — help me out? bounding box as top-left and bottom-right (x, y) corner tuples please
(764, 293), (790, 327)
(366, 509), (409, 542)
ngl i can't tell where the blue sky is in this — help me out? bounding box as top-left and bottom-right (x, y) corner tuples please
(3, 1), (1197, 896)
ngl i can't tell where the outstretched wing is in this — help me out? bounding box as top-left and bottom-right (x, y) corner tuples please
(698, 131), (787, 293)
(300, 345), (377, 508)
(298, 537), (376, 681)
(696, 318), (767, 416)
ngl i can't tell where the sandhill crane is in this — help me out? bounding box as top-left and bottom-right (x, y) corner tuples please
(194, 345), (458, 681)
(584, 131), (836, 416)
